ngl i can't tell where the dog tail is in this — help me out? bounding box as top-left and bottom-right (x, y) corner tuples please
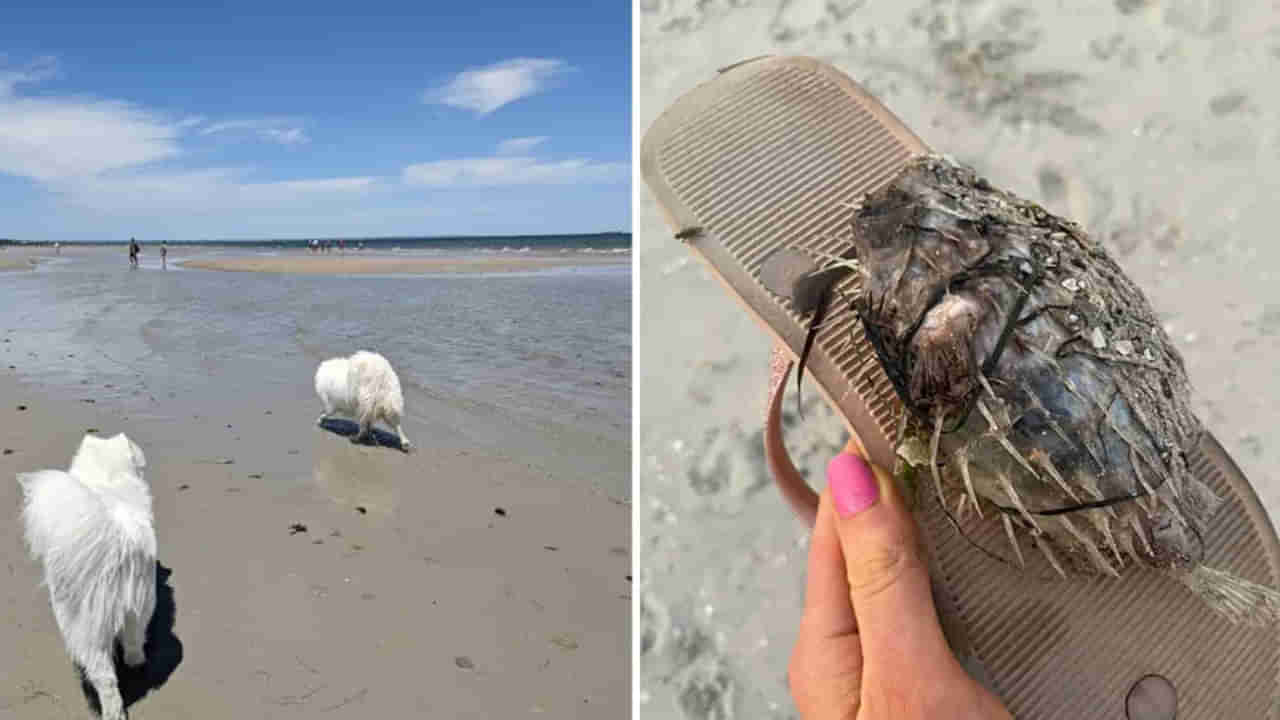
(18, 470), (156, 659)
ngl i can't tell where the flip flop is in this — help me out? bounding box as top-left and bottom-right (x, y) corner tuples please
(641, 55), (1280, 720)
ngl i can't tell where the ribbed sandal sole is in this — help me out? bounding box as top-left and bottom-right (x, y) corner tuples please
(641, 55), (1280, 720)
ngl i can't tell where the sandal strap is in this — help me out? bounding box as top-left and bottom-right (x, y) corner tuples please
(765, 345), (819, 527)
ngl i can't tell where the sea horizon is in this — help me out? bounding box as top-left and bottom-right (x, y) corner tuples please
(0, 230), (631, 250)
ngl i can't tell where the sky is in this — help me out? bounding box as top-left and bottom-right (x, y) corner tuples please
(0, 1), (631, 240)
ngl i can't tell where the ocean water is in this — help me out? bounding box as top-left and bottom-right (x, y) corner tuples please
(4, 232), (631, 253)
(0, 244), (631, 499)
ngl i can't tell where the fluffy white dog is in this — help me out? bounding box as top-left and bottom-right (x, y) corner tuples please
(18, 433), (156, 720)
(315, 350), (412, 450)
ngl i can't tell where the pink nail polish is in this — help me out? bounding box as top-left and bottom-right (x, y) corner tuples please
(828, 453), (879, 517)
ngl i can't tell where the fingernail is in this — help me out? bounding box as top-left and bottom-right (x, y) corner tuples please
(828, 453), (879, 518)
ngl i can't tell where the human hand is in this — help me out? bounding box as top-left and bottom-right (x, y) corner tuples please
(788, 446), (1013, 720)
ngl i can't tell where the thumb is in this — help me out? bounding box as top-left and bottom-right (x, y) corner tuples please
(826, 450), (954, 673)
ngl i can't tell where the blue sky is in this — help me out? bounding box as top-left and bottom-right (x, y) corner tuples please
(0, 1), (631, 240)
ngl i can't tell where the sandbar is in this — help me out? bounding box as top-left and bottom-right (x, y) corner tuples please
(0, 250), (37, 271)
(180, 254), (628, 275)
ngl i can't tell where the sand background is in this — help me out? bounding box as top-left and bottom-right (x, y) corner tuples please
(638, 1), (1280, 718)
(0, 244), (630, 276)
(0, 247), (37, 271)
(180, 254), (629, 275)
(1, 247), (630, 718)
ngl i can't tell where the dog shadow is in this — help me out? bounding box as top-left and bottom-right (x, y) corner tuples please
(79, 563), (183, 716)
(318, 417), (410, 452)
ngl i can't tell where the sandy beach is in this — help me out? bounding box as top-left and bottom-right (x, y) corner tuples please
(639, 1), (1280, 718)
(0, 248), (37, 271)
(181, 253), (630, 275)
(1, 246), (630, 718)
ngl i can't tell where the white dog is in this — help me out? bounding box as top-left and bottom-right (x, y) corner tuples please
(18, 433), (156, 720)
(315, 350), (412, 449)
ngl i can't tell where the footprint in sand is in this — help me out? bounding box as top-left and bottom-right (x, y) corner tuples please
(311, 443), (396, 515)
(641, 592), (741, 720)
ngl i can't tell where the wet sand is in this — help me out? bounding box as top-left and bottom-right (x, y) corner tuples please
(0, 249), (37, 271)
(181, 254), (629, 275)
(0, 354), (629, 717)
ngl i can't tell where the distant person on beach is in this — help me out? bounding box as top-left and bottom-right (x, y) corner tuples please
(161, 240), (168, 268)
(54, 242), (60, 255)
(128, 238), (140, 268)
(339, 238), (345, 254)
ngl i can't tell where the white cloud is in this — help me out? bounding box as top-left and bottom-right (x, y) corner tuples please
(495, 136), (548, 155)
(0, 61), (358, 215)
(0, 54), (179, 182)
(402, 156), (626, 187)
(248, 176), (375, 194)
(261, 127), (309, 145)
(62, 170), (377, 214)
(0, 56), (57, 96)
(199, 119), (258, 134)
(0, 57), (627, 239)
(0, 93), (182, 182)
(428, 58), (568, 115)
(200, 117), (309, 145)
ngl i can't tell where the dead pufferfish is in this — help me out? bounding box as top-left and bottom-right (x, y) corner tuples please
(793, 154), (1279, 626)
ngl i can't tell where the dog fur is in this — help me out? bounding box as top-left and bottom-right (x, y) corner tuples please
(18, 433), (156, 720)
(315, 350), (412, 449)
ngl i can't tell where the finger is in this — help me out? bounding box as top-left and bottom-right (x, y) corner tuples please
(799, 486), (857, 639)
(827, 450), (955, 673)
(792, 491), (865, 720)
